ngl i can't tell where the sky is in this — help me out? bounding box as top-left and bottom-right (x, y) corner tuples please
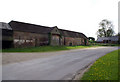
(0, 0), (119, 40)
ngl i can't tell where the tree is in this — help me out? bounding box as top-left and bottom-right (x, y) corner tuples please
(88, 37), (96, 45)
(88, 37), (95, 41)
(97, 19), (114, 37)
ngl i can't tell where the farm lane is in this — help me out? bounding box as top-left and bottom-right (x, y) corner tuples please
(2, 47), (118, 80)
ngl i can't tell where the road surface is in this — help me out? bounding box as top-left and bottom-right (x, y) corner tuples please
(2, 47), (118, 80)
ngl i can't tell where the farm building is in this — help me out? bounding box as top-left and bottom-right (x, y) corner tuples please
(96, 36), (118, 44)
(1, 21), (88, 48)
(0, 22), (13, 49)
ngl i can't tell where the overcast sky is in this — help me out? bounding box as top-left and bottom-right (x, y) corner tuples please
(0, 0), (119, 39)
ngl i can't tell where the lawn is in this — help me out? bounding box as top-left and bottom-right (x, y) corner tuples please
(81, 49), (119, 80)
(2, 45), (99, 52)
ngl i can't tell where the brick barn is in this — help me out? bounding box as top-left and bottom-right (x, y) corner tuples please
(1, 21), (88, 48)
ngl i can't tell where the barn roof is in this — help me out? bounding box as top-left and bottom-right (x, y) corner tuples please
(9, 21), (53, 34)
(59, 29), (87, 38)
(9, 21), (88, 38)
(96, 36), (118, 42)
(0, 22), (12, 30)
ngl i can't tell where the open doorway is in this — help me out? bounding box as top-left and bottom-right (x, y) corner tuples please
(69, 43), (72, 46)
(2, 40), (13, 49)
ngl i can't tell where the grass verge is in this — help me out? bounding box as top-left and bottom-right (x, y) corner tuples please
(81, 49), (119, 80)
(2, 45), (100, 52)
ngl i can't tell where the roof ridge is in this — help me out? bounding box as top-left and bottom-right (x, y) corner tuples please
(9, 20), (53, 29)
(59, 28), (82, 34)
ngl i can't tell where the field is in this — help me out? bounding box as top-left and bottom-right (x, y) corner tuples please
(81, 49), (119, 80)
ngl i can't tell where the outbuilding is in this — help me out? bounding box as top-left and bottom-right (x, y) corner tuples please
(0, 22), (13, 49)
(96, 36), (118, 44)
(1, 21), (88, 48)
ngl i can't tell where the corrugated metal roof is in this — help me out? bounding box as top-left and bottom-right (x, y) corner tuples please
(97, 36), (118, 42)
(0, 22), (12, 30)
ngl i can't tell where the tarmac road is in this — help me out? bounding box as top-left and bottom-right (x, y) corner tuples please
(2, 47), (118, 80)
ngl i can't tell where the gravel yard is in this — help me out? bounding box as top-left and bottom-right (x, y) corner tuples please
(2, 52), (58, 65)
(2, 47), (98, 65)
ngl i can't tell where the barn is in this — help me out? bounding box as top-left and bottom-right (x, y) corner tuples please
(0, 22), (13, 49)
(96, 36), (118, 44)
(1, 21), (88, 48)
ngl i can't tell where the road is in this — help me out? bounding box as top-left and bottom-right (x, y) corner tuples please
(2, 47), (118, 80)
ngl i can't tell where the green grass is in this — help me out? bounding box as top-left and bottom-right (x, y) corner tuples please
(81, 49), (119, 80)
(2, 45), (99, 52)
(1, 43), (119, 52)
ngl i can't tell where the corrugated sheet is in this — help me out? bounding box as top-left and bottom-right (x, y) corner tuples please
(0, 22), (12, 30)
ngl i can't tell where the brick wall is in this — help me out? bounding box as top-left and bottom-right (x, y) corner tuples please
(64, 37), (87, 46)
(50, 34), (60, 46)
(13, 31), (49, 48)
(13, 31), (88, 47)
